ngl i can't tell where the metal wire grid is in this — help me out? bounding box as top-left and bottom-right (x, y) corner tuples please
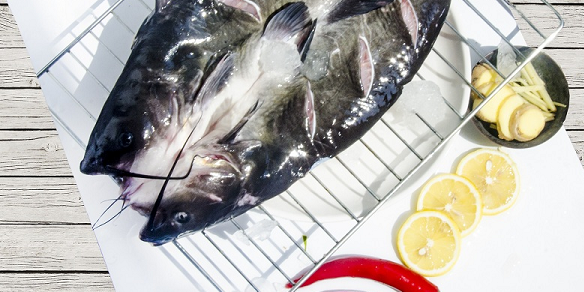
(36, 0), (563, 291)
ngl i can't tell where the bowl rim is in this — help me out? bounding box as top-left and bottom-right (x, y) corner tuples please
(470, 46), (570, 149)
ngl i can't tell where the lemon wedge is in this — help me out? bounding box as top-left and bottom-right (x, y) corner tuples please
(397, 210), (461, 277)
(456, 148), (520, 215)
(417, 174), (482, 237)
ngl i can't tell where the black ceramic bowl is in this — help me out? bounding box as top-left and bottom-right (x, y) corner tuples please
(471, 46), (570, 148)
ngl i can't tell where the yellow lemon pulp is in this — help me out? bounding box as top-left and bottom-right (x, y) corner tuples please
(456, 148), (520, 215)
(397, 210), (461, 277)
(417, 174), (482, 237)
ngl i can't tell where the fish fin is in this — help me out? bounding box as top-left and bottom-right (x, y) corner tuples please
(299, 19), (318, 62)
(359, 36), (374, 96)
(185, 70), (204, 103)
(218, 100), (262, 144)
(325, 0), (396, 23)
(196, 53), (235, 108)
(155, 0), (172, 12)
(400, 0), (419, 48)
(304, 81), (316, 139)
(262, 2), (312, 43)
(218, 0), (262, 22)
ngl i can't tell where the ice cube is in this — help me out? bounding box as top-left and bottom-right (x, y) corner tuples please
(234, 219), (278, 245)
(497, 40), (518, 79)
(393, 80), (447, 126)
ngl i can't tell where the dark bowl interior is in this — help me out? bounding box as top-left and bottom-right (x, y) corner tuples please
(470, 46), (570, 148)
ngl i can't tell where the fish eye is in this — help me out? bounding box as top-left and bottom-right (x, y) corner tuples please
(118, 132), (134, 148)
(170, 46), (200, 67)
(174, 212), (190, 224)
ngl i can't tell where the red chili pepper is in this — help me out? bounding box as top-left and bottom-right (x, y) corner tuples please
(286, 256), (439, 292)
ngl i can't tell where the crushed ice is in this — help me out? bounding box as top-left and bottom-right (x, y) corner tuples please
(389, 80), (447, 128)
(234, 219), (278, 245)
(497, 39), (519, 79)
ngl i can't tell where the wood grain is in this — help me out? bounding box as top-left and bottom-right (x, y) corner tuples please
(516, 4), (584, 48)
(567, 130), (584, 165)
(0, 273), (114, 292)
(0, 48), (39, 88)
(0, 5), (24, 48)
(546, 49), (584, 88)
(565, 88), (584, 129)
(0, 130), (72, 176)
(0, 225), (107, 271)
(0, 177), (89, 224)
(0, 89), (55, 129)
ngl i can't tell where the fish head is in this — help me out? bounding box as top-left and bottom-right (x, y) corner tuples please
(80, 5), (218, 176)
(79, 97), (151, 175)
(80, 0), (266, 176)
(134, 141), (268, 245)
(79, 62), (204, 176)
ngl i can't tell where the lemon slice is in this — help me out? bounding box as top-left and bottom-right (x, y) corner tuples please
(397, 210), (461, 277)
(456, 148), (520, 215)
(416, 174), (482, 237)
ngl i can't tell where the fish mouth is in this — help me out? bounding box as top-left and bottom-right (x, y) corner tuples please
(79, 149), (136, 178)
(139, 223), (177, 246)
(80, 155), (105, 175)
(136, 207), (175, 245)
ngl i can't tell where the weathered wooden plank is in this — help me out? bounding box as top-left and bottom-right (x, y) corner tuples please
(565, 88), (584, 129)
(0, 130), (72, 176)
(515, 4), (584, 48)
(0, 5), (24, 48)
(0, 273), (114, 292)
(545, 49), (584, 88)
(0, 89), (55, 129)
(0, 225), (107, 271)
(0, 177), (89, 224)
(0, 48), (39, 88)
(567, 130), (584, 166)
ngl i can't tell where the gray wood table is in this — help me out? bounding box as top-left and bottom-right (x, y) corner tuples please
(0, 0), (582, 290)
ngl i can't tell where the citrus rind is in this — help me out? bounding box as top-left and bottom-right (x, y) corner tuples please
(455, 148), (520, 215)
(397, 210), (462, 277)
(416, 173), (483, 237)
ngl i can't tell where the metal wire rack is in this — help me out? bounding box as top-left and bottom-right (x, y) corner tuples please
(37, 0), (563, 291)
